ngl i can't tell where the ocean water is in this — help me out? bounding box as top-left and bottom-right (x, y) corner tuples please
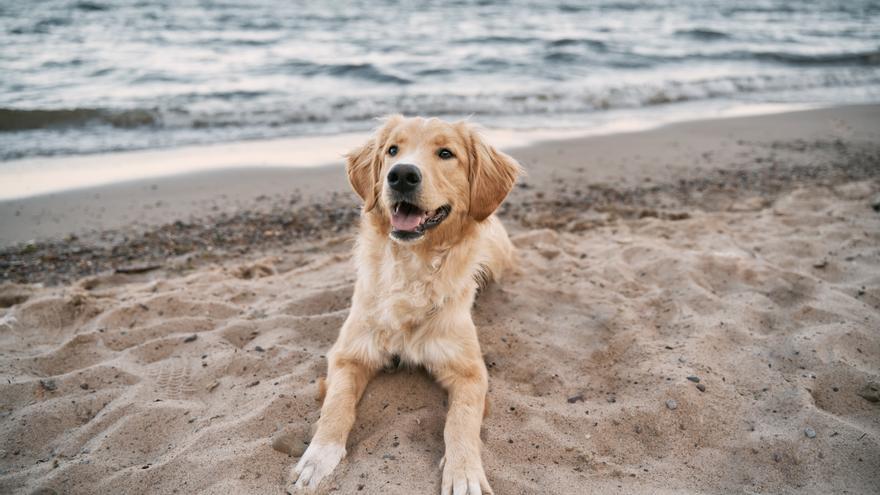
(1, 0), (879, 161)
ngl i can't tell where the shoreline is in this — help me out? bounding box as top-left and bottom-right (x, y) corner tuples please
(0, 101), (824, 202)
(1, 103), (877, 249)
(1, 103), (879, 285)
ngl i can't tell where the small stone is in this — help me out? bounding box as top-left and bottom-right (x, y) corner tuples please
(246, 380), (260, 388)
(254, 346), (265, 352)
(80, 383), (89, 390)
(857, 382), (879, 403)
(39, 379), (57, 391)
(804, 427), (816, 439)
(183, 334), (197, 343)
(382, 454), (396, 461)
(686, 376), (700, 383)
(812, 259), (828, 269)
(567, 394), (584, 404)
(271, 429), (309, 457)
(666, 399), (678, 410)
(536, 243), (560, 260)
(696, 384), (706, 392)
(206, 381), (219, 392)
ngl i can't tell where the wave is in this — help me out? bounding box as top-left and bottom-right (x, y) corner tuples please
(752, 50), (880, 66)
(535, 44), (880, 70)
(0, 108), (157, 132)
(456, 35), (538, 44)
(3, 69), (877, 137)
(325, 63), (412, 85)
(279, 60), (412, 84)
(674, 28), (729, 41)
(75, 1), (109, 12)
(346, 71), (880, 118)
(547, 38), (607, 50)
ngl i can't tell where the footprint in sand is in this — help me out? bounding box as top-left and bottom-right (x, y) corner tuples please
(148, 360), (196, 401)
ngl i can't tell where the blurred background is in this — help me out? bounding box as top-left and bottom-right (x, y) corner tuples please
(1, 0), (878, 161)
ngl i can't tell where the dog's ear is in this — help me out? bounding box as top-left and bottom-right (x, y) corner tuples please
(346, 114), (403, 212)
(346, 139), (380, 212)
(467, 128), (522, 221)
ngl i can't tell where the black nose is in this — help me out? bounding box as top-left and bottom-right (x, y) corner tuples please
(387, 163), (421, 193)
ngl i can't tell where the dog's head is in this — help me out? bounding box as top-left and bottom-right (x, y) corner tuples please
(346, 115), (521, 243)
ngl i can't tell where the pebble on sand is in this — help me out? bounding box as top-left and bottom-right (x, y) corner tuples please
(857, 382), (879, 403)
(39, 379), (57, 391)
(271, 430), (309, 457)
(666, 399), (678, 410)
(183, 334), (198, 343)
(696, 384), (706, 392)
(804, 427), (817, 439)
(686, 376), (700, 383)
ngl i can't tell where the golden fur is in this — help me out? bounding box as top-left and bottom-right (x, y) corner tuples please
(292, 115), (521, 494)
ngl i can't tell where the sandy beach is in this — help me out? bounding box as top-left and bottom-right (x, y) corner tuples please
(1, 105), (879, 494)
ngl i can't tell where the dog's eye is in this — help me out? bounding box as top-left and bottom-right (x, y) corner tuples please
(438, 148), (454, 160)
(388, 145), (398, 157)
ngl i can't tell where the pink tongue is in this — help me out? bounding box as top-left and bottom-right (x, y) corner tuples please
(391, 210), (424, 231)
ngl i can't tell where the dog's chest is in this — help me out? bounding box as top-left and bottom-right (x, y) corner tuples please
(353, 244), (477, 365)
(372, 253), (448, 334)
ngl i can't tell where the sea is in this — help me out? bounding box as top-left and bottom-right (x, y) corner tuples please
(1, 0), (879, 161)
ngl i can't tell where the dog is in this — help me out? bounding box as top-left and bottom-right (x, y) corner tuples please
(292, 115), (521, 494)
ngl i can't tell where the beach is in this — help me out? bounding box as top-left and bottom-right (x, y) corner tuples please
(1, 105), (879, 494)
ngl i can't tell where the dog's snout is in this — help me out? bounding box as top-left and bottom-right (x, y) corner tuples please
(387, 163), (421, 193)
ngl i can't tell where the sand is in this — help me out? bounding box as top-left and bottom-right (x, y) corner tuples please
(1, 106), (879, 494)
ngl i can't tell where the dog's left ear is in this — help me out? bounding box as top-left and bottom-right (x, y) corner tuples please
(346, 114), (403, 212)
(467, 128), (522, 221)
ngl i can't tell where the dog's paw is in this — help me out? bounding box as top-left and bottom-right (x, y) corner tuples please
(440, 454), (493, 495)
(291, 441), (345, 492)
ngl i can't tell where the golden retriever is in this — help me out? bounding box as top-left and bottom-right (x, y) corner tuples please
(292, 115), (521, 494)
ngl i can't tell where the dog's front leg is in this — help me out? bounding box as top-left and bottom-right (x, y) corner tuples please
(292, 354), (375, 491)
(434, 334), (492, 495)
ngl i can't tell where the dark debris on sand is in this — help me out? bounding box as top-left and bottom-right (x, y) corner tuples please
(2, 139), (879, 286)
(501, 140), (880, 231)
(1, 197), (360, 286)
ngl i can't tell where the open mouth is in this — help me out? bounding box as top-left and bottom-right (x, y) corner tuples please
(390, 202), (451, 241)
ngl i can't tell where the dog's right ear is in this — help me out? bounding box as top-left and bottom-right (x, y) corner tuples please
(346, 114), (403, 212)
